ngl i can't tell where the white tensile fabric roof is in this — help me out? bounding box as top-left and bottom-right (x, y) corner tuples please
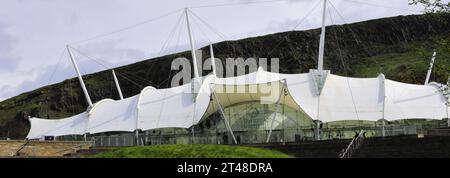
(317, 74), (385, 122)
(26, 69), (449, 139)
(137, 83), (209, 131)
(86, 95), (139, 134)
(384, 79), (448, 120)
(202, 68), (302, 120)
(27, 112), (88, 139)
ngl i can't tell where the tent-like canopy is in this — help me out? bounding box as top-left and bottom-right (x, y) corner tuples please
(137, 83), (209, 131)
(86, 95), (139, 134)
(202, 68), (302, 120)
(384, 79), (448, 120)
(27, 112), (88, 139)
(26, 69), (449, 139)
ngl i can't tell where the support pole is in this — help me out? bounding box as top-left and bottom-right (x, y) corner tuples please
(67, 45), (93, 107)
(381, 74), (386, 137)
(135, 130), (140, 146)
(316, 98), (321, 140)
(312, 0), (327, 140)
(424, 51), (437, 85)
(185, 8), (200, 79)
(317, 0), (327, 71)
(191, 126), (195, 144)
(315, 120), (321, 140)
(112, 70), (124, 100)
(382, 97), (386, 137)
(211, 87), (237, 144)
(447, 102), (449, 128)
(266, 81), (286, 143)
(210, 43), (217, 77)
(190, 110), (196, 144)
(191, 94), (199, 144)
(447, 76), (450, 127)
(266, 99), (281, 143)
(186, 8), (200, 139)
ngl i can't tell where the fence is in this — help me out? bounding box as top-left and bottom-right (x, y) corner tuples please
(80, 124), (439, 147)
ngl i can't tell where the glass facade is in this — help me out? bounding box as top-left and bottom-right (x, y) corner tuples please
(57, 101), (447, 146)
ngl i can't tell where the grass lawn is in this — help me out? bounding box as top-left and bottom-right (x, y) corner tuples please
(91, 144), (292, 158)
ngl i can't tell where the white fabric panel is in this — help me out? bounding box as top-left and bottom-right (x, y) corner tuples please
(201, 69), (304, 120)
(214, 69), (289, 105)
(215, 71), (258, 85)
(26, 112), (88, 139)
(138, 84), (196, 130)
(257, 69), (285, 84)
(211, 82), (289, 106)
(194, 75), (215, 123)
(26, 68), (449, 137)
(214, 68), (283, 86)
(204, 81), (296, 118)
(86, 96), (139, 134)
(279, 73), (319, 120)
(318, 74), (384, 122)
(384, 79), (448, 120)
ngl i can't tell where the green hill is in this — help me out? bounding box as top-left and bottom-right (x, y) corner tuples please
(0, 13), (449, 139)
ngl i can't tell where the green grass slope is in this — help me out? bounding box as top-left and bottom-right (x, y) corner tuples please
(90, 144), (292, 158)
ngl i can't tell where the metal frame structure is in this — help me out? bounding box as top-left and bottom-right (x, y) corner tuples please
(112, 70), (124, 100)
(424, 51), (437, 85)
(266, 79), (287, 143)
(67, 45), (93, 108)
(210, 84), (238, 144)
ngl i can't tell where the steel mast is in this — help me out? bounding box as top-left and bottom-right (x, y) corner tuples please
(67, 45), (93, 108)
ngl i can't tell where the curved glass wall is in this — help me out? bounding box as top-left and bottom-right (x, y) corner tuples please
(57, 101), (447, 146)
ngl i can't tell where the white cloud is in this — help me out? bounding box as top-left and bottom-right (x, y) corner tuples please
(0, 21), (21, 73)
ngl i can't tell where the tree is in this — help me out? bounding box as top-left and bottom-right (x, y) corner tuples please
(409, 0), (450, 84)
(409, 0), (450, 13)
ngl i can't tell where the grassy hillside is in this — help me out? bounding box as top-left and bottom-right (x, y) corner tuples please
(90, 144), (292, 158)
(0, 13), (449, 139)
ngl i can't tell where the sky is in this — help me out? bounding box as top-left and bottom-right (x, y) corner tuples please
(0, 0), (428, 101)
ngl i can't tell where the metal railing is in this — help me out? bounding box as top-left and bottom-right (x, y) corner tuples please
(14, 140), (30, 156)
(339, 130), (365, 158)
(78, 124), (441, 147)
(53, 142), (93, 155)
(91, 134), (136, 147)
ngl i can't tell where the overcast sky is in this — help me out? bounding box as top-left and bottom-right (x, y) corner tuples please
(0, 0), (429, 101)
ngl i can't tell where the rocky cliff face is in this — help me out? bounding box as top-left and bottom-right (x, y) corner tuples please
(0, 13), (449, 139)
